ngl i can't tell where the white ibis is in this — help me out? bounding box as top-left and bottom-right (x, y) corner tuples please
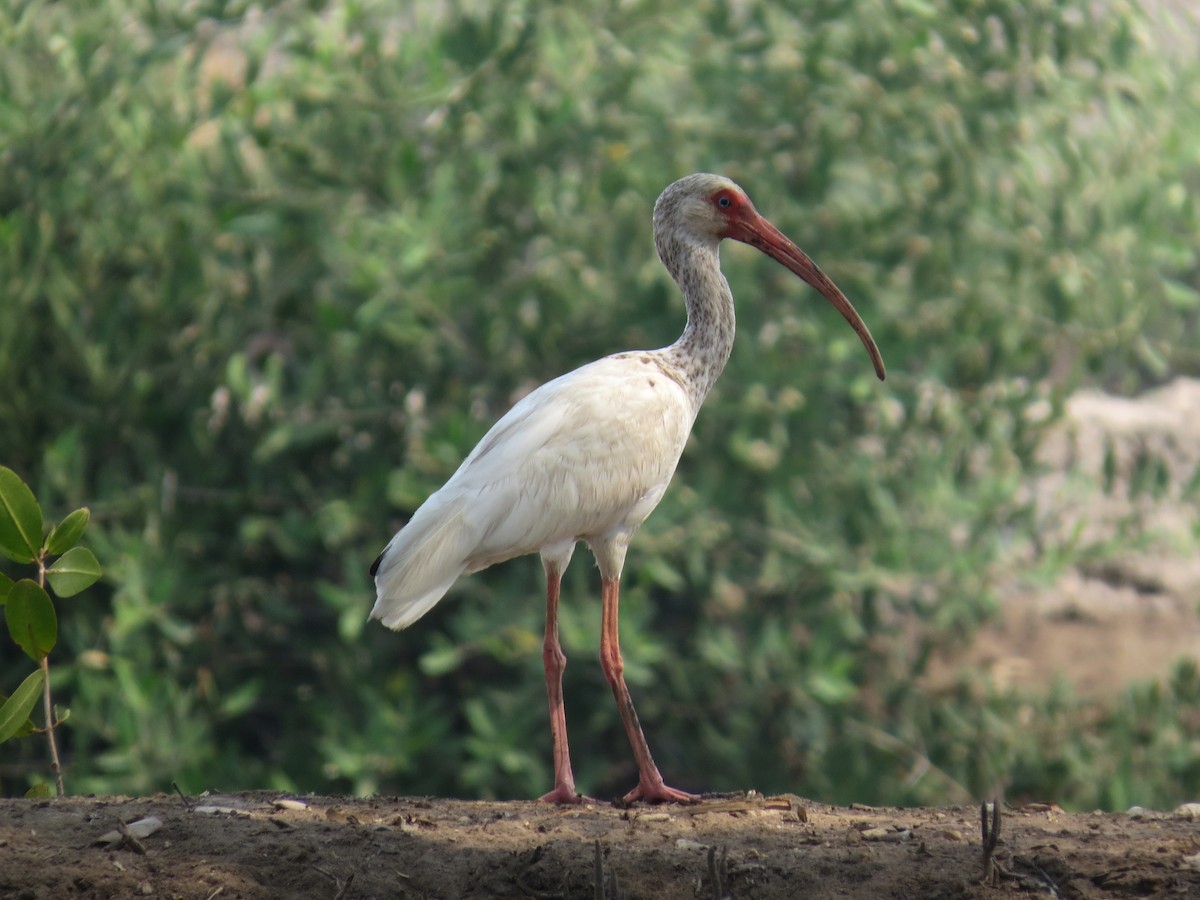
(370, 173), (885, 805)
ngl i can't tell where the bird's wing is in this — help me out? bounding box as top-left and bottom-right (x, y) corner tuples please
(450, 355), (695, 557)
(370, 355), (694, 629)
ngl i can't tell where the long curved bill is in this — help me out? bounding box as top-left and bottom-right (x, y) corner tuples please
(728, 213), (886, 381)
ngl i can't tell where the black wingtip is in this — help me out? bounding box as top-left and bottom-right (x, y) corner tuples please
(369, 551), (384, 578)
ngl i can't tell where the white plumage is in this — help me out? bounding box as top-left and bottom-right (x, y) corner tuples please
(370, 356), (695, 630)
(370, 174), (884, 804)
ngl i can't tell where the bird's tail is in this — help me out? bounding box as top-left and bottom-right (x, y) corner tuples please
(369, 498), (471, 630)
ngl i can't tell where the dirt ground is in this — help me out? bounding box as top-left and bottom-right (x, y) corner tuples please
(2, 790), (1199, 899)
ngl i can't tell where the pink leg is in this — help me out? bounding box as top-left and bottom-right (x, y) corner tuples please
(598, 576), (697, 805)
(538, 564), (586, 804)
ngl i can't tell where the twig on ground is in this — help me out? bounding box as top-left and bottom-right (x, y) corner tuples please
(1011, 853), (1067, 895)
(171, 782), (192, 807)
(607, 867), (622, 899)
(332, 872), (355, 900)
(594, 839), (604, 900)
(585, 841), (624, 900)
(314, 865), (356, 900)
(980, 799), (1002, 886)
(707, 844), (729, 899)
(116, 821), (147, 856)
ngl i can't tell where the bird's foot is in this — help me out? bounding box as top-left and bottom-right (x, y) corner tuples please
(619, 775), (699, 806)
(538, 784), (594, 805)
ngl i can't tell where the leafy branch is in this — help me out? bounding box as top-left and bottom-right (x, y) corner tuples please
(0, 466), (102, 796)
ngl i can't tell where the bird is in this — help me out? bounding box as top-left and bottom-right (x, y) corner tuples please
(370, 173), (885, 805)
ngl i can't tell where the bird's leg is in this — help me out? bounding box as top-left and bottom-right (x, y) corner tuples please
(538, 563), (586, 805)
(599, 575), (698, 805)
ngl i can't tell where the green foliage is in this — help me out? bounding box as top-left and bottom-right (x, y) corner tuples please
(0, 466), (101, 794)
(0, 0), (1197, 806)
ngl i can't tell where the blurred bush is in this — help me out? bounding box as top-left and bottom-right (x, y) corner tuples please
(1, 0), (1197, 806)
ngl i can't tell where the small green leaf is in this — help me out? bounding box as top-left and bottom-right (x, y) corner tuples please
(24, 782), (52, 798)
(0, 669), (44, 743)
(1164, 278), (1200, 310)
(0, 570), (13, 603)
(0, 467), (43, 564)
(218, 681), (260, 718)
(642, 558), (685, 592)
(808, 669), (858, 704)
(46, 507), (90, 556)
(5, 580), (57, 660)
(419, 642), (465, 677)
(47, 547), (102, 598)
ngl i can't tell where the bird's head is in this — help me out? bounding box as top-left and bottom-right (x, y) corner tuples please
(652, 173), (752, 244)
(654, 173), (886, 381)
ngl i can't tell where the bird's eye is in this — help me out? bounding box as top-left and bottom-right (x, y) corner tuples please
(717, 195), (732, 208)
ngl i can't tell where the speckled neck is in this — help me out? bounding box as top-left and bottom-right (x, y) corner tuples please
(653, 227), (736, 413)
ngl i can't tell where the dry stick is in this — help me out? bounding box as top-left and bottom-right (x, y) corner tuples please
(607, 868), (621, 900)
(314, 866), (356, 900)
(594, 839), (604, 900)
(171, 781), (192, 807)
(331, 872), (355, 900)
(116, 820), (147, 855)
(591, 840), (623, 900)
(1014, 854), (1063, 894)
(707, 845), (728, 900)
(980, 799), (1001, 885)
